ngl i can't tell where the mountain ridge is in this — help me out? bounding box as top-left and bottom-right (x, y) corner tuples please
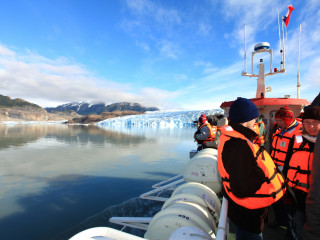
(45, 101), (159, 115)
(0, 94), (42, 108)
(0, 94), (159, 122)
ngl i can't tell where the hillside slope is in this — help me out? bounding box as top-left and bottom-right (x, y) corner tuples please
(45, 102), (159, 115)
(0, 95), (80, 121)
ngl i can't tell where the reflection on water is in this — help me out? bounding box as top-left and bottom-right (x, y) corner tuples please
(0, 123), (196, 240)
(0, 124), (148, 150)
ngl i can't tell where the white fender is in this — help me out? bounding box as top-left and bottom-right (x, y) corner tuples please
(169, 226), (213, 240)
(195, 148), (217, 156)
(172, 182), (221, 216)
(161, 193), (219, 227)
(145, 202), (216, 240)
(183, 148), (221, 193)
(69, 227), (147, 240)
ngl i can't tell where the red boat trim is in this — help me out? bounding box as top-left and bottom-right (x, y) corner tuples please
(220, 98), (310, 108)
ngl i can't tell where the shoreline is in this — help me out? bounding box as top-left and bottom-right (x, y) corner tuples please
(0, 120), (68, 125)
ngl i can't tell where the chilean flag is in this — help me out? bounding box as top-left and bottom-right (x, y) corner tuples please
(283, 5), (295, 27)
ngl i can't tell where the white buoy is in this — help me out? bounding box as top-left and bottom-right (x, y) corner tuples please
(161, 193), (220, 227)
(168, 226), (213, 240)
(183, 148), (222, 193)
(69, 227), (147, 240)
(194, 148), (216, 155)
(145, 201), (216, 240)
(172, 182), (221, 216)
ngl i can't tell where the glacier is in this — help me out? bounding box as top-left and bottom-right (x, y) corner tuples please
(96, 109), (223, 128)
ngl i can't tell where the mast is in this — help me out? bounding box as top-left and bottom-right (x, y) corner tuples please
(297, 24), (301, 99)
(278, 9), (282, 70)
(282, 17), (286, 69)
(244, 24), (247, 74)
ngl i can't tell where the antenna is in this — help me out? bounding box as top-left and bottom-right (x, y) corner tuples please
(278, 9), (282, 69)
(297, 24), (301, 99)
(282, 17), (286, 69)
(244, 24), (247, 74)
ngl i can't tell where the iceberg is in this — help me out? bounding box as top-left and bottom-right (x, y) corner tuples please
(96, 109), (223, 128)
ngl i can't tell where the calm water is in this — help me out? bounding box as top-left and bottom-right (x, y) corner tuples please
(0, 123), (196, 240)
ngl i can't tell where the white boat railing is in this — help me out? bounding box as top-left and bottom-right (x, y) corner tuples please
(140, 177), (185, 202)
(152, 174), (183, 188)
(108, 197), (229, 240)
(109, 217), (152, 231)
(216, 197), (229, 240)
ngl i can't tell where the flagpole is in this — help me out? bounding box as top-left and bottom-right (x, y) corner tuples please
(297, 24), (301, 99)
(278, 9), (282, 70)
(286, 27), (288, 49)
(282, 17), (285, 70)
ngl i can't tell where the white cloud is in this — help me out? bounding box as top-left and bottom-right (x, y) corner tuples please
(126, 0), (181, 25)
(180, 100), (222, 111)
(136, 41), (150, 52)
(159, 40), (181, 59)
(0, 44), (175, 109)
(221, 0), (286, 53)
(173, 73), (188, 81)
(0, 44), (15, 56)
(138, 87), (178, 108)
(2, 1), (319, 112)
(194, 60), (218, 75)
(123, 0), (182, 58)
(304, 56), (320, 87)
(198, 22), (211, 36)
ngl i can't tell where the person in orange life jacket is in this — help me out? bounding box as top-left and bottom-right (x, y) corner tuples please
(214, 116), (228, 144)
(303, 117), (320, 240)
(206, 114), (217, 126)
(207, 114), (218, 140)
(194, 114), (215, 151)
(205, 116), (228, 149)
(271, 106), (302, 173)
(217, 97), (286, 240)
(253, 115), (267, 146)
(268, 106), (302, 230)
(284, 106), (320, 240)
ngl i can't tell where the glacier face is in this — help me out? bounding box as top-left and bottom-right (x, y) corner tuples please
(96, 109), (223, 128)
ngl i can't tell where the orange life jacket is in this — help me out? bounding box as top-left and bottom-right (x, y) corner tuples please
(218, 126), (286, 209)
(270, 122), (302, 166)
(286, 135), (313, 193)
(253, 120), (267, 145)
(196, 123), (216, 144)
(211, 125), (217, 138)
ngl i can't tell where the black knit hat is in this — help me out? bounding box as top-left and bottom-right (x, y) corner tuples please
(302, 106), (320, 121)
(229, 97), (259, 123)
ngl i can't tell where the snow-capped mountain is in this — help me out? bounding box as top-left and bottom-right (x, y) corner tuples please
(45, 102), (159, 115)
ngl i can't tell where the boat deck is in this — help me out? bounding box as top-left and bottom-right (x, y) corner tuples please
(228, 223), (287, 240)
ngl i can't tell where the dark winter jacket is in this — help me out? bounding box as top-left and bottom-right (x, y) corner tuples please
(221, 122), (268, 233)
(291, 137), (315, 211)
(194, 124), (211, 142)
(303, 131), (320, 240)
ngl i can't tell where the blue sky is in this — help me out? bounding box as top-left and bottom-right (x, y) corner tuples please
(0, 0), (319, 110)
